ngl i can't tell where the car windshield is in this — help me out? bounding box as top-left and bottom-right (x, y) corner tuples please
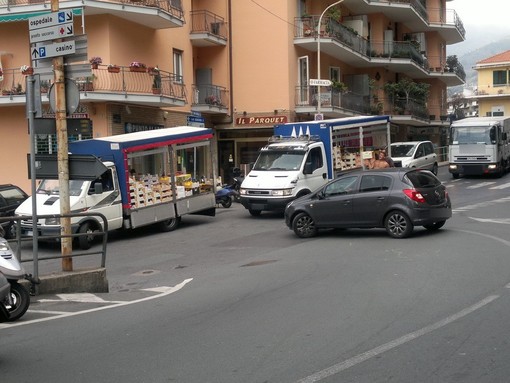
(252, 151), (305, 171)
(450, 126), (496, 145)
(37, 179), (86, 196)
(391, 144), (415, 157)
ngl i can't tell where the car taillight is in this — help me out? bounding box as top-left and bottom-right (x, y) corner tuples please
(403, 189), (426, 203)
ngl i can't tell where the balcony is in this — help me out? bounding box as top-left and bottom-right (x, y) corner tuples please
(294, 86), (370, 118)
(295, 17), (430, 78)
(0, 65), (187, 107)
(338, 1), (465, 43)
(427, 55), (466, 86)
(191, 84), (228, 115)
(189, 10), (227, 47)
(0, 0), (184, 29)
(476, 85), (510, 98)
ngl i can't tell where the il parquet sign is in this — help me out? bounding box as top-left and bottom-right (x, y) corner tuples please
(236, 116), (287, 125)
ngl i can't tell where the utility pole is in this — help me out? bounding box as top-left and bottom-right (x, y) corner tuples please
(51, 0), (73, 271)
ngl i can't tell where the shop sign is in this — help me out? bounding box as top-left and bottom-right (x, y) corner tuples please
(125, 123), (164, 133)
(236, 116), (287, 126)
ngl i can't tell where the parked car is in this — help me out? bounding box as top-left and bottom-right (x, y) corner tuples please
(0, 184), (29, 239)
(390, 141), (438, 174)
(284, 168), (451, 239)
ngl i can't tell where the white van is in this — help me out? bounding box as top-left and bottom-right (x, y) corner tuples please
(390, 141), (438, 174)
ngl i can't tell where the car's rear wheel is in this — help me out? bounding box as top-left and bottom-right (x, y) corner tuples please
(292, 212), (317, 238)
(385, 211), (413, 238)
(158, 217), (181, 232)
(452, 173), (460, 179)
(423, 220), (446, 231)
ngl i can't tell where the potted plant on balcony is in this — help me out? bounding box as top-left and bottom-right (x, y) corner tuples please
(108, 64), (120, 73)
(107, 64), (120, 73)
(152, 70), (162, 94)
(130, 61), (147, 72)
(89, 56), (102, 69)
(20, 65), (34, 75)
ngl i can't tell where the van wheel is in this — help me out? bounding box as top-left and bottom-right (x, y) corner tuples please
(292, 212), (317, 238)
(452, 173), (459, 179)
(248, 209), (261, 217)
(159, 217), (181, 232)
(78, 222), (95, 250)
(385, 211), (413, 238)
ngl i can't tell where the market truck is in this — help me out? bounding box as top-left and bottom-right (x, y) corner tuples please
(448, 117), (510, 178)
(15, 126), (217, 249)
(239, 115), (391, 216)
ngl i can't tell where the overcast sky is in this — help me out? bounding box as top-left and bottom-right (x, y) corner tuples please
(449, 0), (507, 27)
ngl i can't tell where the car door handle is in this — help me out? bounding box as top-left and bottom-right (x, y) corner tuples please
(377, 197), (385, 201)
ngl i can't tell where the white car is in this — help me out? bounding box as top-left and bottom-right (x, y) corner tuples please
(389, 141), (438, 175)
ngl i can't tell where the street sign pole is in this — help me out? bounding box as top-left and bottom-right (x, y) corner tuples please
(51, 0), (73, 271)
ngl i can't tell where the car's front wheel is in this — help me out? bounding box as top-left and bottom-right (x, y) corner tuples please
(292, 212), (317, 238)
(385, 211), (413, 238)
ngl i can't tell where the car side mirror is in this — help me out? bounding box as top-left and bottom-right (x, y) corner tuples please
(94, 183), (104, 194)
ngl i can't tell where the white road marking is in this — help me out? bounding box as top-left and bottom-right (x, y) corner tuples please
(0, 278), (193, 329)
(466, 182), (496, 189)
(469, 217), (510, 224)
(295, 295), (499, 383)
(490, 182), (510, 190)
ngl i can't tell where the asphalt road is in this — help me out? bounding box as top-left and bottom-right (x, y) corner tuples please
(2, 167), (510, 383)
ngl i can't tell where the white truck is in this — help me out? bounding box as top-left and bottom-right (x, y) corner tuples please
(15, 126), (217, 249)
(239, 115), (391, 216)
(448, 117), (510, 178)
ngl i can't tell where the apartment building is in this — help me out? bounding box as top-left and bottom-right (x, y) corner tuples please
(0, 0), (465, 191)
(472, 50), (510, 117)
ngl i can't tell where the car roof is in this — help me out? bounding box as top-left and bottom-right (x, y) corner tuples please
(336, 167), (433, 177)
(390, 141), (431, 145)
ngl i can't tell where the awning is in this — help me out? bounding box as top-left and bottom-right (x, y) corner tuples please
(0, 8), (82, 23)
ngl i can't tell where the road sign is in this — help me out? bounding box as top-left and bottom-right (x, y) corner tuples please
(314, 113), (324, 121)
(28, 10), (74, 31)
(190, 111), (202, 117)
(30, 23), (74, 43)
(187, 115), (205, 128)
(31, 40), (76, 61)
(309, 79), (332, 86)
(29, 154), (107, 180)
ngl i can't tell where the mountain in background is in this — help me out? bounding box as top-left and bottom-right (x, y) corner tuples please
(447, 25), (510, 95)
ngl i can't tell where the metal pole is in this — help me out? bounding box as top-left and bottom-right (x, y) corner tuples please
(51, 0), (73, 271)
(317, 0), (344, 117)
(26, 75), (40, 289)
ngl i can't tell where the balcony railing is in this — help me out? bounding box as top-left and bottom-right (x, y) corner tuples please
(190, 10), (227, 40)
(0, 65), (187, 103)
(369, 40), (428, 68)
(295, 86), (370, 115)
(192, 84), (228, 108)
(428, 8), (466, 40)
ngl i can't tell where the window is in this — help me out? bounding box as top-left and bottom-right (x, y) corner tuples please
(360, 175), (391, 192)
(324, 176), (358, 196)
(306, 147), (323, 172)
(493, 70), (507, 86)
(173, 49), (183, 83)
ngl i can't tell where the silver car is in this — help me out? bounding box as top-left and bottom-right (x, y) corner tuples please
(390, 141), (438, 174)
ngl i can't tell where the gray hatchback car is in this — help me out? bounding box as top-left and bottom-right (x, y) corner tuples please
(284, 168), (452, 239)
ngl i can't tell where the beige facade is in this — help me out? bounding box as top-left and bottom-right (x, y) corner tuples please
(0, 0), (465, 192)
(473, 50), (510, 118)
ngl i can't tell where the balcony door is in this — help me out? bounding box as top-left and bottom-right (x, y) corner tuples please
(196, 68), (212, 103)
(298, 56), (309, 105)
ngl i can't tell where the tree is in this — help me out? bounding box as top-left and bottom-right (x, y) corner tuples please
(448, 93), (467, 120)
(383, 78), (430, 111)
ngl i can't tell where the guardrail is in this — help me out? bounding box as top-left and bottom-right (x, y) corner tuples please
(1, 212), (108, 285)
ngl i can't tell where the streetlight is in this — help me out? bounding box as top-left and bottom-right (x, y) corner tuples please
(316, 0), (344, 117)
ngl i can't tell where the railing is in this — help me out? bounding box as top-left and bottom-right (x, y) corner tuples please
(428, 8), (466, 40)
(295, 86), (370, 115)
(192, 84), (228, 108)
(1, 212), (108, 288)
(366, 0), (428, 22)
(190, 10), (227, 40)
(0, 65), (188, 102)
(369, 40), (428, 69)
(435, 146), (449, 163)
(0, 0), (185, 20)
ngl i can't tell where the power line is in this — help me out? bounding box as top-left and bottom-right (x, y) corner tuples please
(250, 0), (296, 27)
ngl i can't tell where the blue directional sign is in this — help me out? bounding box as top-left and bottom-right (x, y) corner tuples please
(28, 10), (74, 31)
(31, 41), (76, 60)
(187, 115), (205, 128)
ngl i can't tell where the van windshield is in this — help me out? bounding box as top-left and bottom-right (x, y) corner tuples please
(252, 151), (305, 171)
(37, 179), (86, 196)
